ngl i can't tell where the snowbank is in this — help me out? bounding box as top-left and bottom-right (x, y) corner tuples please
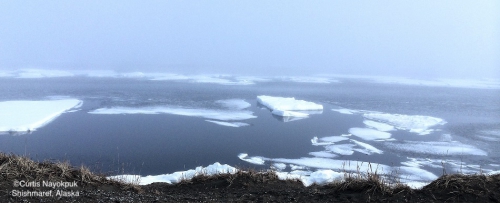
(0, 99), (82, 133)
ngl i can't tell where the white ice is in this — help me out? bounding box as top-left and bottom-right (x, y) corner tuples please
(280, 76), (339, 84)
(271, 163), (287, 170)
(238, 153), (266, 165)
(109, 162), (237, 185)
(308, 151), (338, 158)
(363, 120), (395, 131)
(205, 120), (249, 127)
(0, 99), (82, 133)
(89, 106), (256, 121)
(324, 144), (355, 155)
(272, 110), (309, 117)
(364, 113), (446, 135)
(385, 141), (487, 156)
(311, 136), (348, 146)
(15, 69), (74, 78)
(348, 128), (392, 140)
(257, 95), (323, 111)
(215, 99), (251, 110)
(350, 139), (383, 154)
(331, 108), (357, 114)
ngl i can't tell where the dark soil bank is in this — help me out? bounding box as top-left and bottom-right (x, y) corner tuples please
(1, 153), (499, 202)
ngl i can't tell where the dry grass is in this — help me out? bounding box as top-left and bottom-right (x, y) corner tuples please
(0, 152), (140, 191)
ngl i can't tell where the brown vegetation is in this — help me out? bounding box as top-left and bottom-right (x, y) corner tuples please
(0, 152), (499, 202)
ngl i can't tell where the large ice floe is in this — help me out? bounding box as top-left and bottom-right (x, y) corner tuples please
(89, 99), (255, 127)
(0, 99), (82, 134)
(332, 108), (446, 135)
(257, 95), (323, 121)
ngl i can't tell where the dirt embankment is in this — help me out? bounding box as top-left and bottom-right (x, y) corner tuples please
(1, 153), (499, 202)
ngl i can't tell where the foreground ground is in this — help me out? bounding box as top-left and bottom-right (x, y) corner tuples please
(0, 153), (499, 202)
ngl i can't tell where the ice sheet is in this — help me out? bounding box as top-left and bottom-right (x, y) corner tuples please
(89, 106), (256, 121)
(364, 113), (446, 135)
(363, 120), (395, 131)
(109, 162), (237, 185)
(257, 95), (323, 111)
(205, 120), (249, 127)
(385, 141), (487, 156)
(348, 128), (392, 140)
(0, 99), (82, 133)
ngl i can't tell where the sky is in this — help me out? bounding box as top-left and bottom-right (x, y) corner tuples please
(0, 1), (498, 78)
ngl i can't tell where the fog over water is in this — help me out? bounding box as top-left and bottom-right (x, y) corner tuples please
(0, 1), (499, 79)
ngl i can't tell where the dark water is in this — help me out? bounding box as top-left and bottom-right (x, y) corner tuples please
(0, 77), (499, 176)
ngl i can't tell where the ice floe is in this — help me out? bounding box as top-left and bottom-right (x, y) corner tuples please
(324, 144), (355, 155)
(257, 95), (323, 120)
(0, 99), (82, 133)
(205, 120), (249, 127)
(257, 96), (323, 111)
(216, 99), (251, 110)
(348, 128), (392, 140)
(350, 140), (383, 154)
(238, 153), (266, 165)
(384, 141), (487, 156)
(110, 162), (237, 185)
(280, 76), (339, 84)
(364, 113), (446, 135)
(272, 110), (309, 117)
(308, 151), (338, 158)
(363, 120), (395, 131)
(89, 106), (256, 121)
(311, 136), (348, 146)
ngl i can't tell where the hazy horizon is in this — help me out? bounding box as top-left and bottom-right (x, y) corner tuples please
(1, 1), (498, 79)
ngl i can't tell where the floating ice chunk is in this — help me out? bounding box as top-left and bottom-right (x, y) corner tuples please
(488, 171), (500, 175)
(363, 120), (395, 131)
(238, 153), (266, 165)
(349, 128), (391, 140)
(324, 144), (355, 155)
(331, 108), (357, 115)
(257, 95), (323, 111)
(191, 75), (254, 85)
(385, 141), (487, 156)
(0, 99), (82, 133)
(364, 113), (446, 135)
(215, 99), (251, 110)
(110, 162), (237, 185)
(350, 139), (383, 154)
(205, 120), (249, 127)
(308, 151), (338, 158)
(320, 136), (349, 143)
(272, 110), (309, 117)
(290, 164), (306, 170)
(272, 163), (287, 170)
(398, 166), (438, 182)
(311, 136), (348, 146)
(89, 106), (256, 121)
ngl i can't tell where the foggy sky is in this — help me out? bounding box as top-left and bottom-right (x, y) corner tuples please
(0, 1), (498, 78)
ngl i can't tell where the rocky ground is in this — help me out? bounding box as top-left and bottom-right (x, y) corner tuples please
(1, 153), (499, 202)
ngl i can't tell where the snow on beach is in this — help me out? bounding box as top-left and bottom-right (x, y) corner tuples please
(0, 99), (82, 133)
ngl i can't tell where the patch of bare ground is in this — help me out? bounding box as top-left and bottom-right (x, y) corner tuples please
(1, 153), (499, 202)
